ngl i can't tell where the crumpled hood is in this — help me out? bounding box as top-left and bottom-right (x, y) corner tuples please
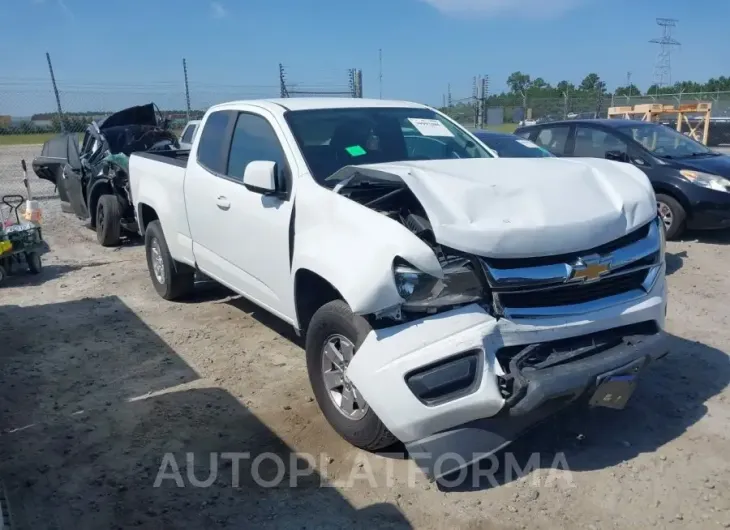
(356, 157), (657, 258)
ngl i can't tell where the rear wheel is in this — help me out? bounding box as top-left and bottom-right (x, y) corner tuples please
(306, 300), (396, 451)
(0, 265), (5, 284)
(656, 193), (686, 240)
(145, 220), (194, 300)
(96, 194), (122, 247)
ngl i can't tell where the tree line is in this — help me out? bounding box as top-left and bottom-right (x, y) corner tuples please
(441, 72), (730, 124)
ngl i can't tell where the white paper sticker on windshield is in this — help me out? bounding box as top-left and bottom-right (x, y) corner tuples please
(407, 118), (454, 137)
(517, 139), (540, 148)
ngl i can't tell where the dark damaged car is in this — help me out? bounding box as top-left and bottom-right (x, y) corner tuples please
(32, 103), (179, 246)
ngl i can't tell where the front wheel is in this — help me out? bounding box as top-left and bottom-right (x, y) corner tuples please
(656, 193), (686, 240)
(305, 300), (396, 451)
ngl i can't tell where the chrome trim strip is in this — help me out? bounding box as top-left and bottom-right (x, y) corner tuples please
(503, 264), (664, 319)
(493, 260), (657, 295)
(484, 218), (661, 290)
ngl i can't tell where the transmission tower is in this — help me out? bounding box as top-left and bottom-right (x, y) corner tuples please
(650, 18), (680, 90)
(279, 63), (289, 98)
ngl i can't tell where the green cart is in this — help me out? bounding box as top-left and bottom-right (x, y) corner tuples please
(0, 195), (45, 284)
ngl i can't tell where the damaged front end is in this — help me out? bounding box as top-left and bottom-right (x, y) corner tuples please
(332, 164), (668, 480)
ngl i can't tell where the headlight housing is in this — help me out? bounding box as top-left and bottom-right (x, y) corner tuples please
(679, 170), (730, 192)
(393, 257), (484, 311)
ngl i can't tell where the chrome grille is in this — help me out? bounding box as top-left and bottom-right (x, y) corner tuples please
(481, 218), (664, 318)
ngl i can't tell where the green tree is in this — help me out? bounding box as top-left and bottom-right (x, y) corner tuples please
(507, 71), (531, 94)
(614, 84), (642, 97)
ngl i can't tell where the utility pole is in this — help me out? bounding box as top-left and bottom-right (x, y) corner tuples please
(45, 52), (65, 132)
(378, 48), (383, 99)
(650, 18), (680, 94)
(627, 71), (632, 96)
(183, 58), (191, 121)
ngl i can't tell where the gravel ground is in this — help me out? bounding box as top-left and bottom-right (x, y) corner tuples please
(0, 143), (729, 530)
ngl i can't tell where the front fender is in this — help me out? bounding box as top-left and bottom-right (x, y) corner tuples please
(291, 182), (442, 316)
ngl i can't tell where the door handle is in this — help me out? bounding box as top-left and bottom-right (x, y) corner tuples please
(216, 196), (231, 210)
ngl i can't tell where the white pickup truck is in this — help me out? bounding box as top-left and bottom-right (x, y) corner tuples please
(130, 98), (669, 480)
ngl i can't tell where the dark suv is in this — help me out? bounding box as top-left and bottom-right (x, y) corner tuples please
(515, 119), (730, 239)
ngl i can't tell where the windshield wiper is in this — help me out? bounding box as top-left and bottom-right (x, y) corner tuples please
(687, 151), (721, 157)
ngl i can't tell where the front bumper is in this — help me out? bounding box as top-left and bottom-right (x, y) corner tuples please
(406, 330), (668, 480)
(686, 186), (730, 230)
(346, 269), (668, 478)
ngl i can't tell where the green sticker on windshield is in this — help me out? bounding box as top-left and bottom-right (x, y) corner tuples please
(345, 145), (367, 157)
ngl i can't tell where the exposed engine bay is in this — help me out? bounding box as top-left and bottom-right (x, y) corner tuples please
(337, 177), (493, 321)
(333, 165), (663, 327)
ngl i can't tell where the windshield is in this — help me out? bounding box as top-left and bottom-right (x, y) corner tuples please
(475, 133), (553, 158)
(284, 107), (493, 185)
(616, 122), (713, 158)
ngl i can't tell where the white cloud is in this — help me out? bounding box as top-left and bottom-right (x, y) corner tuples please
(418, 0), (585, 18)
(56, 0), (75, 21)
(210, 1), (227, 19)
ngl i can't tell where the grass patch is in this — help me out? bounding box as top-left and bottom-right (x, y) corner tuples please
(0, 133), (59, 146)
(484, 123), (518, 133)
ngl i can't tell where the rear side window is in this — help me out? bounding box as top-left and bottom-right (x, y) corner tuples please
(197, 112), (232, 174)
(181, 123), (197, 143)
(534, 126), (570, 155)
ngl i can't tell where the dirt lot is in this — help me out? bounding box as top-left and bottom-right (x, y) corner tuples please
(0, 143), (729, 530)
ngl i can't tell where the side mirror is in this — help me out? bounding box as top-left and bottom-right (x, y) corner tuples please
(243, 160), (278, 195)
(605, 150), (630, 163)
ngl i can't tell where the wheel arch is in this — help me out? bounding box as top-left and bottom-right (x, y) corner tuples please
(293, 268), (344, 335)
(88, 180), (114, 226)
(653, 183), (692, 218)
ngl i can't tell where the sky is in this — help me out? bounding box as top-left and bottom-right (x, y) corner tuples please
(1, 0), (730, 115)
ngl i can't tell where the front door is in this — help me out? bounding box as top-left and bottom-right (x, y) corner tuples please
(184, 109), (295, 321)
(62, 165), (89, 219)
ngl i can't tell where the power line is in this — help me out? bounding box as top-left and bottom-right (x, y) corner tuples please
(650, 18), (680, 91)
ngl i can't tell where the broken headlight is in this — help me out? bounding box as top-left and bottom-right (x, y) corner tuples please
(394, 257), (483, 311)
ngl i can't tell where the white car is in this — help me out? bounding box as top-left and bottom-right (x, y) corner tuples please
(178, 119), (200, 150)
(129, 98), (669, 480)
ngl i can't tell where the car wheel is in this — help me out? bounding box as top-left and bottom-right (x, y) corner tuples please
(656, 193), (686, 240)
(306, 299), (397, 451)
(144, 220), (194, 300)
(0, 265), (5, 284)
(96, 194), (122, 247)
(26, 252), (42, 274)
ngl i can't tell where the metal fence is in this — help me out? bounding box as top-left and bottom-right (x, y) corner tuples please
(0, 68), (359, 136)
(441, 91), (730, 128)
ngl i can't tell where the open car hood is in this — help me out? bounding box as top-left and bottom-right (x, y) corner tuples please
(98, 103), (157, 130)
(338, 157), (656, 259)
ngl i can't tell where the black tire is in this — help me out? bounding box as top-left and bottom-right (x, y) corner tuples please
(96, 194), (122, 247)
(656, 193), (686, 240)
(306, 299), (397, 451)
(26, 252), (42, 274)
(0, 265), (5, 284)
(144, 220), (194, 300)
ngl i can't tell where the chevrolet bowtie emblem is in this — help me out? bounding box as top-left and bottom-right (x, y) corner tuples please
(570, 255), (611, 283)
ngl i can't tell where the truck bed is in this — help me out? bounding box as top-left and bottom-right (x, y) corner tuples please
(134, 149), (190, 168)
(128, 149), (190, 260)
